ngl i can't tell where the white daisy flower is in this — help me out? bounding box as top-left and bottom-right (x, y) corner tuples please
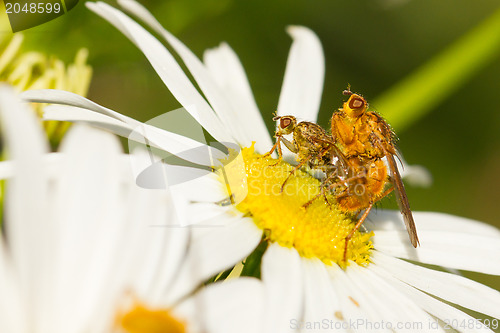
(21, 1), (500, 332)
(0, 85), (263, 333)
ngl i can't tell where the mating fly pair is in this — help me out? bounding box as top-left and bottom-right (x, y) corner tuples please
(266, 89), (419, 261)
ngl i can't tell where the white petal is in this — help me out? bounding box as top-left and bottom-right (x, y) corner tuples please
(117, 0), (272, 153)
(261, 243), (304, 333)
(51, 109), (224, 171)
(116, 0), (163, 34)
(372, 230), (500, 275)
(44, 104), (135, 137)
(327, 264), (376, 333)
(182, 203), (233, 227)
(168, 171), (227, 203)
(142, 227), (190, 304)
(0, 86), (50, 326)
(344, 264), (438, 333)
(87, 169), (186, 331)
(135, 162), (210, 190)
(163, 216), (262, 304)
(277, 26), (324, 123)
(367, 210), (500, 237)
(372, 252), (500, 320)
(275, 26), (325, 163)
(204, 42), (273, 154)
(47, 126), (127, 332)
(21, 89), (140, 124)
(300, 258), (345, 332)
(22, 90), (226, 166)
(116, 191), (188, 304)
(368, 263), (494, 333)
(402, 164), (433, 187)
(0, 154), (73, 182)
(118, 0), (257, 149)
(154, 34), (249, 147)
(173, 278), (264, 333)
(86, 2), (232, 143)
(127, 148), (212, 199)
(0, 246), (25, 332)
(0, 87), (48, 156)
(0, 160), (15, 179)
(395, 154), (432, 187)
(366, 210), (500, 274)
(328, 263), (433, 333)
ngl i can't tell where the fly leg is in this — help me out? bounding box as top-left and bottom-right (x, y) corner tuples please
(343, 186), (394, 262)
(280, 156), (310, 193)
(343, 202), (373, 263)
(262, 136), (283, 167)
(377, 186), (394, 202)
(273, 137), (306, 192)
(263, 137), (281, 157)
(280, 141), (331, 193)
(302, 172), (366, 209)
(265, 134), (298, 167)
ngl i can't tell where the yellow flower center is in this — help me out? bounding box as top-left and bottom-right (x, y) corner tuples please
(117, 302), (186, 333)
(220, 145), (372, 267)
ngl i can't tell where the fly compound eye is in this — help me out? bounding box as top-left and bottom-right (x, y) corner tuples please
(349, 96), (365, 109)
(280, 117), (292, 129)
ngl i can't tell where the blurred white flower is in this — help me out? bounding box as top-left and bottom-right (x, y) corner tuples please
(0, 85), (263, 333)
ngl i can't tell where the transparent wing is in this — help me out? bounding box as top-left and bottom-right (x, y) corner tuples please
(386, 152), (420, 247)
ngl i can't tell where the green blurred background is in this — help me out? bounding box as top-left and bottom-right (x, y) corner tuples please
(4, 0), (500, 312)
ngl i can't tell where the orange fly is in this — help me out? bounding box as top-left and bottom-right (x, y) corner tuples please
(324, 88), (419, 261)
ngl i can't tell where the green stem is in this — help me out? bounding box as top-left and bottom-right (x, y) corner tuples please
(374, 7), (500, 131)
(240, 238), (269, 279)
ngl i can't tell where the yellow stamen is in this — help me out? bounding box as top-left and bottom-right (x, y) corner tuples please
(0, 28), (92, 146)
(117, 302), (186, 333)
(219, 144), (373, 267)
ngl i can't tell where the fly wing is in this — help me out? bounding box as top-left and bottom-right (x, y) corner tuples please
(329, 144), (349, 178)
(368, 115), (419, 247)
(386, 152), (420, 247)
(312, 132), (349, 179)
